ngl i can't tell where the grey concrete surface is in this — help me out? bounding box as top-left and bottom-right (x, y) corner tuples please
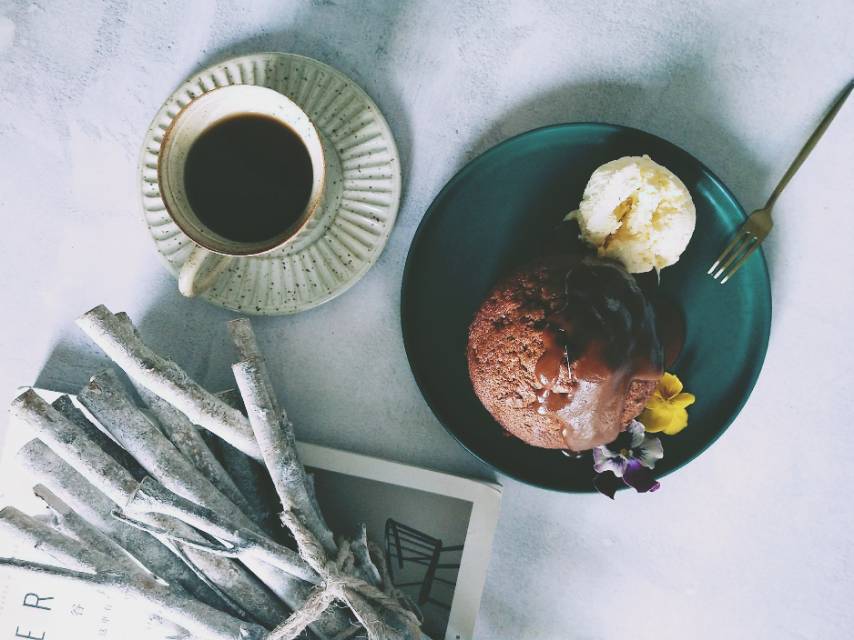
(1, 1), (852, 638)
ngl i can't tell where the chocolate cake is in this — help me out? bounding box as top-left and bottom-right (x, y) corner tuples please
(467, 255), (663, 451)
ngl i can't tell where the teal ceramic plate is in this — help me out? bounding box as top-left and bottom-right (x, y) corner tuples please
(402, 123), (771, 492)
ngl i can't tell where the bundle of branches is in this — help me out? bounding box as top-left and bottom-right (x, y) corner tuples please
(2, 305), (427, 640)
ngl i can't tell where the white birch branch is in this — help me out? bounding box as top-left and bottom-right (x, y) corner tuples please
(134, 383), (262, 525)
(51, 393), (146, 480)
(78, 370), (261, 534)
(0, 507), (194, 640)
(76, 304), (260, 459)
(305, 473), (333, 543)
(16, 438), (216, 605)
(76, 369), (333, 629)
(11, 391), (292, 629)
(126, 477), (317, 584)
(11, 389), (139, 506)
(232, 357), (336, 554)
(211, 390), (282, 537)
(0, 506), (116, 573)
(32, 484), (145, 577)
(123, 478), (358, 639)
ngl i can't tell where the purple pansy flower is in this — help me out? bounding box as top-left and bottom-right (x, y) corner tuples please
(592, 420), (663, 498)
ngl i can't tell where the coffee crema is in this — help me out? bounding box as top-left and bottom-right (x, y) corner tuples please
(183, 114), (314, 244)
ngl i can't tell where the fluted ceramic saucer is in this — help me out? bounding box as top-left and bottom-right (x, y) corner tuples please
(140, 52), (401, 314)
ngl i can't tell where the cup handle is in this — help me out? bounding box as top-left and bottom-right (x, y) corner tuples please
(178, 245), (232, 298)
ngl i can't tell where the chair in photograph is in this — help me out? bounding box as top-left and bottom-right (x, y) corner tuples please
(384, 518), (463, 609)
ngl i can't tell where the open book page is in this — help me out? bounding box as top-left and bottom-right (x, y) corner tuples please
(0, 390), (183, 640)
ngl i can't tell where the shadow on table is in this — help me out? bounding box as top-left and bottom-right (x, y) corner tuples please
(33, 288), (237, 396)
(32, 282), (496, 482)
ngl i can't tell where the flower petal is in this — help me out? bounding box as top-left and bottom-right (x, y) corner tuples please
(671, 392), (696, 409)
(639, 399), (693, 435)
(637, 435), (663, 468)
(593, 471), (624, 499)
(627, 420), (646, 448)
(592, 445), (612, 466)
(644, 395), (669, 410)
(638, 404), (674, 433)
(660, 408), (689, 436)
(623, 459), (661, 493)
(593, 447), (627, 477)
(608, 429), (634, 453)
(658, 372), (684, 399)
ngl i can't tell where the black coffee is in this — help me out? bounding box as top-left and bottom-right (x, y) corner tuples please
(183, 114), (314, 244)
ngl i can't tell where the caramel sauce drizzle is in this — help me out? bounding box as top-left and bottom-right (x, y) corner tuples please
(530, 258), (663, 451)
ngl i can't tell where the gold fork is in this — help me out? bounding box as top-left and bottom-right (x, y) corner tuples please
(708, 80), (853, 284)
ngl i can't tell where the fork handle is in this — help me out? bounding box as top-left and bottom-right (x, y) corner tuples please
(765, 80), (853, 210)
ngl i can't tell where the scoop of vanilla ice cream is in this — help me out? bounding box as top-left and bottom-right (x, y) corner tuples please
(566, 155), (695, 273)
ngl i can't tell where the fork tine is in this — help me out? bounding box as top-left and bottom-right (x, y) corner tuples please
(709, 231), (753, 278)
(708, 230), (749, 275)
(720, 239), (761, 284)
(713, 233), (756, 280)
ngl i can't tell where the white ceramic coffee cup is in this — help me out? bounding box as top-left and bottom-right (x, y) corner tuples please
(158, 84), (326, 297)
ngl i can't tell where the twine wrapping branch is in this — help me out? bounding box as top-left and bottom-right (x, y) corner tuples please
(267, 509), (422, 640)
(228, 320), (422, 640)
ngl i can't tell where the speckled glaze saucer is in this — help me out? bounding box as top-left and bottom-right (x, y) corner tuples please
(139, 53), (401, 314)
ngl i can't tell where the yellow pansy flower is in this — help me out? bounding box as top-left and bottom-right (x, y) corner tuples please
(639, 373), (695, 436)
